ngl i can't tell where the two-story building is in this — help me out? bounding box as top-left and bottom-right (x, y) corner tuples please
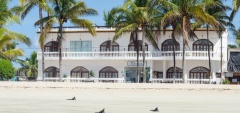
(37, 27), (228, 84)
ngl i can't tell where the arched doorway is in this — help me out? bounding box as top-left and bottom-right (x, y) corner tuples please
(162, 39), (180, 51)
(128, 40), (148, 51)
(166, 67), (183, 79)
(189, 66), (210, 79)
(100, 40), (119, 52)
(99, 66), (118, 78)
(44, 66), (59, 78)
(71, 66), (89, 78)
(193, 39), (213, 51)
(44, 41), (58, 52)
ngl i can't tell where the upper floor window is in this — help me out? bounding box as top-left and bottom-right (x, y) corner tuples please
(166, 67), (183, 79)
(189, 66), (210, 79)
(70, 41), (92, 52)
(44, 66), (59, 78)
(100, 40), (119, 52)
(44, 41), (58, 52)
(162, 39), (180, 51)
(99, 66), (118, 78)
(71, 66), (89, 78)
(193, 39), (213, 51)
(128, 40), (148, 51)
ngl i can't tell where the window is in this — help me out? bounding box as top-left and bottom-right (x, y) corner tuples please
(99, 66), (118, 78)
(166, 67), (183, 79)
(162, 39), (180, 51)
(100, 40), (119, 51)
(153, 71), (163, 78)
(193, 39), (213, 51)
(44, 67), (59, 78)
(128, 40), (148, 51)
(189, 67), (210, 79)
(216, 73), (221, 78)
(44, 41), (58, 52)
(71, 66), (89, 78)
(70, 41), (92, 52)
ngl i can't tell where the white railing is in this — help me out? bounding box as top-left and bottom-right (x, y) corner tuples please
(151, 78), (214, 84)
(38, 51), (221, 60)
(44, 77), (124, 83)
(151, 78), (183, 83)
(186, 79), (211, 84)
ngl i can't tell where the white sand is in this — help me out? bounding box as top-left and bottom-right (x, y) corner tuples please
(0, 82), (240, 113)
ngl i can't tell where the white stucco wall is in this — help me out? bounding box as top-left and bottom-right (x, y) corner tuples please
(37, 28), (228, 81)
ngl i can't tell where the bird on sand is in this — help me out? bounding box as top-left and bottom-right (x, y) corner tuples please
(150, 107), (159, 112)
(66, 96), (76, 100)
(95, 108), (105, 113)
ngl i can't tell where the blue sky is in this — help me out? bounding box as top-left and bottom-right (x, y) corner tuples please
(7, 0), (240, 68)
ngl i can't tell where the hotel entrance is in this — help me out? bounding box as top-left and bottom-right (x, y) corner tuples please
(125, 67), (150, 83)
(125, 67), (143, 83)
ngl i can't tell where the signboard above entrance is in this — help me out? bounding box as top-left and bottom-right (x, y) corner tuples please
(127, 61), (147, 66)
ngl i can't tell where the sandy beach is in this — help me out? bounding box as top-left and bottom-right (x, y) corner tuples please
(0, 82), (240, 113)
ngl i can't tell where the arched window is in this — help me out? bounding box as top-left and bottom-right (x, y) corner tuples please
(71, 66), (89, 78)
(162, 39), (180, 51)
(166, 67), (183, 78)
(44, 41), (58, 52)
(100, 40), (119, 51)
(189, 67), (210, 79)
(128, 40), (148, 51)
(193, 39), (213, 51)
(99, 66), (118, 78)
(44, 66), (59, 78)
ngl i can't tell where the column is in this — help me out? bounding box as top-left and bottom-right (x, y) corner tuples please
(163, 61), (166, 80)
(184, 62), (187, 83)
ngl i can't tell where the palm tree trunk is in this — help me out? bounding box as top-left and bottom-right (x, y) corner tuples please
(136, 32), (139, 83)
(39, 7), (45, 81)
(59, 23), (63, 82)
(207, 25), (211, 84)
(182, 16), (187, 84)
(173, 39), (176, 84)
(182, 40), (185, 84)
(142, 26), (146, 83)
(220, 34), (223, 83)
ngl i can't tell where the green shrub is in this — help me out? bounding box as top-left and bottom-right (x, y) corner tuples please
(0, 59), (15, 80)
(223, 80), (230, 84)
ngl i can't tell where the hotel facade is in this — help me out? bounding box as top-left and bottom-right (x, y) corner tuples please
(37, 27), (228, 84)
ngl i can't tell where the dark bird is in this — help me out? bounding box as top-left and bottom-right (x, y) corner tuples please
(95, 108), (105, 113)
(150, 107), (159, 112)
(66, 96), (76, 100)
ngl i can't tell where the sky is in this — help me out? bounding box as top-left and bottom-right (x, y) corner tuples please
(7, 0), (240, 68)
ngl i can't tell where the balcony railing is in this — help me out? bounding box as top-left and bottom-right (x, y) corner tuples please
(37, 51), (221, 60)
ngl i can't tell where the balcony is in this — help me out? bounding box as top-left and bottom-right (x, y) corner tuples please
(37, 51), (221, 61)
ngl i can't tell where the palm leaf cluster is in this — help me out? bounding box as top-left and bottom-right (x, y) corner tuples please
(0, 0), (31, 60)
(104, 0), (237, 83)
(33, 0), (98, 81)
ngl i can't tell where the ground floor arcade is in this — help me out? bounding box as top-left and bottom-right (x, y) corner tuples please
(37, 60), (225, 84)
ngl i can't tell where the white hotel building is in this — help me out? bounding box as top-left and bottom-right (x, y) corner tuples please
(37, 27), (228, 84)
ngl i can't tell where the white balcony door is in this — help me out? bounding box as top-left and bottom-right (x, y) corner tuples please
(70, 41), (92, 52)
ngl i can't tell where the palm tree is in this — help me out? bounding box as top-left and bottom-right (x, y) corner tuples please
(231, 0), (240, 19)
(150, 0), (224, 83)
(19, 0), (52, 81)
(111, 0), (159, 83)
(35, 0), (97, 81)
(234, 28), (240, 46)
(203, 0), (233, 83)
(0, 0), (31, 60)
(17, 51), (38, 78)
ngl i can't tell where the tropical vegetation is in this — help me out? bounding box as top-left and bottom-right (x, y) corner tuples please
(0, 59), (15, 80)
(34, 0), (98, 81)
(17, 51), (38, 78)
(106, 0), (159, 83)
(0, 0), (31, 60)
